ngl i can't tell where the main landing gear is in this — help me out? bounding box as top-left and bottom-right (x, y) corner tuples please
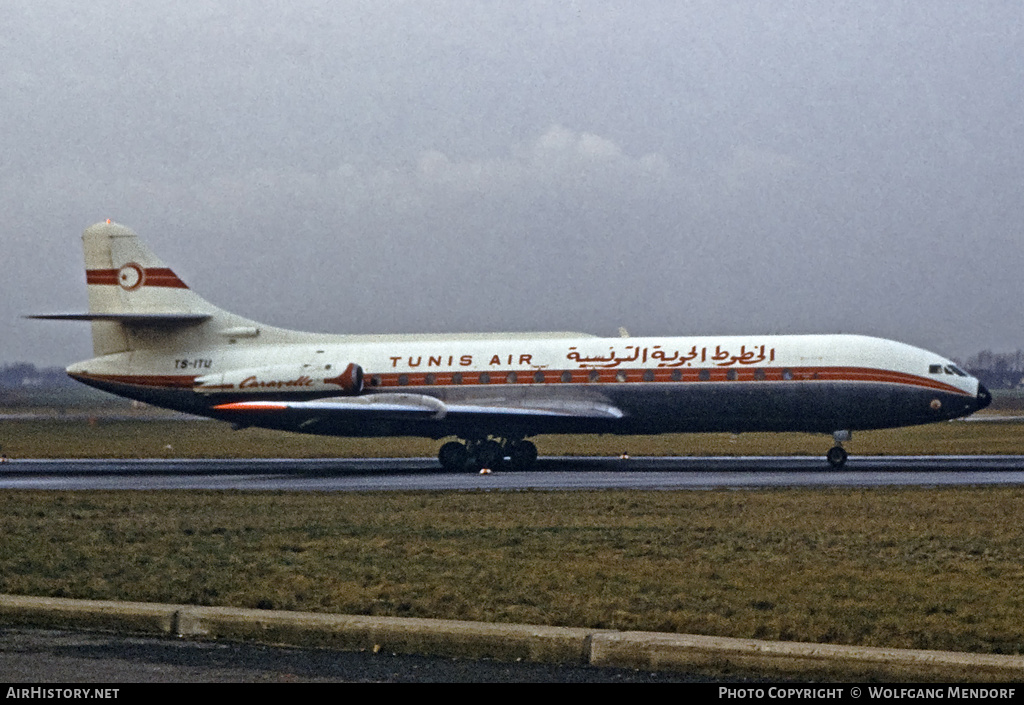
(437, 437), (539, 472)
(826, 430), (851, 469)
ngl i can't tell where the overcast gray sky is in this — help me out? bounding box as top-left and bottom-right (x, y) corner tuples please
(3, 1), (1022, 367)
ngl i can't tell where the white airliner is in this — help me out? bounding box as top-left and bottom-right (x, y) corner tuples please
(32, 221), (991, 470)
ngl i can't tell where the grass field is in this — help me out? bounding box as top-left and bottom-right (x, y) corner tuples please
(1, 413), (1023, 657)
(1, 488), (1023, 655)
(1, 415), (1023, 458)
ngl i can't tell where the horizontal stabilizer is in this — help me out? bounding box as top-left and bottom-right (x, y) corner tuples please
(27, 313), (211, 326)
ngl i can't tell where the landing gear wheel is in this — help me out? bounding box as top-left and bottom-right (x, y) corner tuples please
(508, 440), (538, 471)
(474, 440), (504, 471)
(438, 441), (469, 472)
(826, 446), (848, 469)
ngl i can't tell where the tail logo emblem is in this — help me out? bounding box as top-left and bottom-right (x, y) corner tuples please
(117, 263), (145, 291)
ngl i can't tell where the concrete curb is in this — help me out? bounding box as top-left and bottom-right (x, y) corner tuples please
(175, 605), (596, 664)
(588, 631), (1024, 682)
(2, 594), (1023, 681)
(0, 595), (177, 635)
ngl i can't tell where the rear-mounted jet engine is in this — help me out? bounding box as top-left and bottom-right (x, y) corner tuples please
(195, 362), (364, 395)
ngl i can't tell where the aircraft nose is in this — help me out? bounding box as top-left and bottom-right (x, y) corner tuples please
(976, 383), (992, 411)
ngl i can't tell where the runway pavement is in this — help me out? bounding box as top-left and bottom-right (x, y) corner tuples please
(2, 455), (1024, 490)
(0, 626), (697, 683)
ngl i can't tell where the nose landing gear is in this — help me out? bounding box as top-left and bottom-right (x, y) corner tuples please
(826, 430), (850, 468)
(826, 445), (848, 468)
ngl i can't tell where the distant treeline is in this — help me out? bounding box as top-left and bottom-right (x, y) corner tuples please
(0, 363), (115, 408)
(0, 363), (76, 389)
(957, 350), (1024, 390)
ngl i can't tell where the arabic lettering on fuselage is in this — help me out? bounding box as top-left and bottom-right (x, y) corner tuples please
(566, 344), (777, 368)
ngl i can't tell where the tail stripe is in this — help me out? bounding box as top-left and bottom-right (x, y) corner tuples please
(86, 267), (189, 289)
(143, 268), (189, 288)
(85, 269), (118, 285)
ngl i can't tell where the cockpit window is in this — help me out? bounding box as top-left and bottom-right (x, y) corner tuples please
(929, 364), (942, 374)
(948, 365), (968, 377)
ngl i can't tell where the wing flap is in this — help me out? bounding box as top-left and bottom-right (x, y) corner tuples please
(444, 400), (625, 419)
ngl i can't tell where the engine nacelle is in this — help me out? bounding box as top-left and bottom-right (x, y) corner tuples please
(195, 362), (364, 395)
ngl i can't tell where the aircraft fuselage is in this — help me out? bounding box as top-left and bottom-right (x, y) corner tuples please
(33, 221), (991, 470)
(67, 333), (987, 439)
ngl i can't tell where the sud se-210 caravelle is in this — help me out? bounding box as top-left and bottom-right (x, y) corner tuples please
(32, 221), (992, 470)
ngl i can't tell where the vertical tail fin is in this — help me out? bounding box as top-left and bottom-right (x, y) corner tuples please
(81, 221), (220, 356)
(31, 221), (273, 358)
(83, 221), (203, 310)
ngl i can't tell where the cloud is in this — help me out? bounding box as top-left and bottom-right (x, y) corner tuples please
(172, 124), (676, 218)
(404, 124), (674, 202)
(532, 124), (622, 160)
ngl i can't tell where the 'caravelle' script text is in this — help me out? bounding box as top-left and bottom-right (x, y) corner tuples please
(239, 375), (314, 389)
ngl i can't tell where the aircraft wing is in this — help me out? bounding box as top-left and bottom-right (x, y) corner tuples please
(444, 399), (624, 419)
(213, 393), (624, 421)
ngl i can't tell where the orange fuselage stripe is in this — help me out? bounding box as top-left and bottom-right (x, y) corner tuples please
(72, 366), (971, 396)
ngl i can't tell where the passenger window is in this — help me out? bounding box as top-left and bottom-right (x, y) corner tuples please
(642, 370), (655, 382)
(671, 370), (682, 382)
(698, 369), (710, 381)
(562, 371), (573, 383)
(452, 372), (463, 385)
(506, 371), (517, 384)
(398, 374), (409, 386)
(534, 371), (545, 383)
(479, 372), (490, 384)
(726, 369), (737, 381)
(589, 370), (600, 382)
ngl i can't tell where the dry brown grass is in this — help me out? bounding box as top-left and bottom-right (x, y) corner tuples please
(1, 416), (1022, 458)
(1, 488), (1023, 655)
(2, 414), (1023, 655)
